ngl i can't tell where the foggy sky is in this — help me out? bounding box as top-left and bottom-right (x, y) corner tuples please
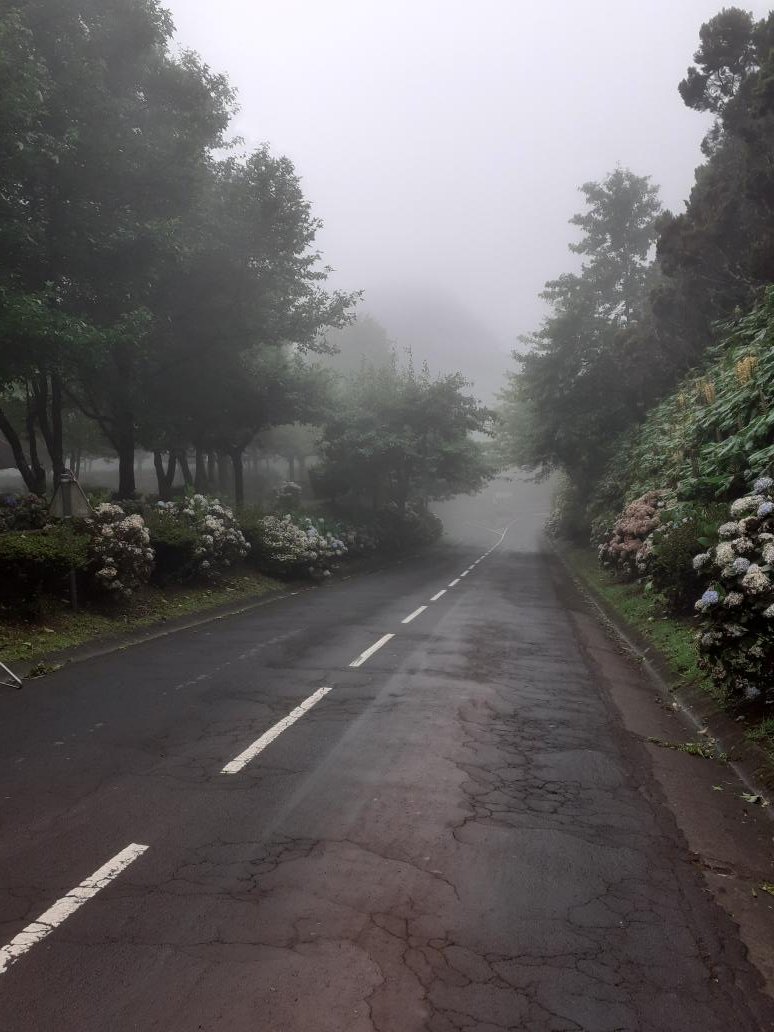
(162, 0), (770, 386)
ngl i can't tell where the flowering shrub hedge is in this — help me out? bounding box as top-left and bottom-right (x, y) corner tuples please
(693, 478), (774, 701)
(257, 514), (347, 577)
(272, 481), (303, 511)
(643, 502), (726, 611)
(154, 495), (249, 578)
(0, 525), (91, 618)
(598, 491), (669, 577)
(86, 502), (154, 598)
(0, 493), (49, 532)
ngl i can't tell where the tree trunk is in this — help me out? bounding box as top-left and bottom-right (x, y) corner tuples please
(229, 447), (245, 508)
(0, 405), (45, 494)
(153, 450), (177, 501)
(177, 450), (193, 488)
(217, 453), (229, 495)
(194, 445), (208, 493)
(25, 392), (47, 494)
(50, 373), (64, 478)
(288, 455), (296, 481)
(207, 451), (217, 489)
(117, 433), (136, 499)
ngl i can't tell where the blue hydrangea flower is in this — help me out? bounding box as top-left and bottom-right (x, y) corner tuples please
(697, 589), (720, 611)
(758, 502), (774, 517)
(754, 476), (774, 495)
(731, 557), (751, 575)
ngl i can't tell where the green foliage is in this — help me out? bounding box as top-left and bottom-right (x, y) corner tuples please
(315, 360), (492, 511)
(692, 480), (774, 704)
(647, 502), (727, 612)
(145, 512), (200, 585)
(545, 475), (588, 543)
(0, 525), (90, 618)
(511, 168), (663, 480)
(592, 289), (774, 514)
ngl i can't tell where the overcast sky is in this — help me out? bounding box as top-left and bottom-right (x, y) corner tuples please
(162, 0), (769, 386)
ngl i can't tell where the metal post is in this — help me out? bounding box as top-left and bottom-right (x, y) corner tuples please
(60, 472), (79, 612)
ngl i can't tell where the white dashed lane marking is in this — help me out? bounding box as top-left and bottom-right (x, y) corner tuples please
(349, 633), (395, 669)
(222, 686), (333, 774)
(0, 843), (149, 976)
(402, 606), (427, 625)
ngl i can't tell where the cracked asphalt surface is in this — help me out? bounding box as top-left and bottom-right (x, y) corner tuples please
(1, 479), (774, 1030)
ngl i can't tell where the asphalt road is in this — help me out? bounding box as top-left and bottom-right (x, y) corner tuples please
(1, 478), (773, 1031)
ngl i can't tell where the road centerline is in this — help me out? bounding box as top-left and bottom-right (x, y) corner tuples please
(448, 578), (460, 587)
(349, 633), (395, 668)
(430, 590), (446, 601)
(221, 686), (333, 774)
(0, 843), (149, 976)
(402, 606), (427, 625)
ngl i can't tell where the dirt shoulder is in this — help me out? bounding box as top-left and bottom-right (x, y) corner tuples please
(548, 545), (774, 997)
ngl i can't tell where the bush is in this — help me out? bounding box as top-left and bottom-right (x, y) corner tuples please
(272, 481), (302, 511)
(693, 477), (774, 703)
(0, 525), (90, 618)
(372, 505), (443, 551)
(85, 502), (154, 598)
(145, 511), (200, 584)
(646, 502), (726, 612)
(0, 493), (49, 532)
(153, 495), (249, 578)
(256, 513), (348, 578)
(598, 490), (670, 577)
(545, 475), (588, 542)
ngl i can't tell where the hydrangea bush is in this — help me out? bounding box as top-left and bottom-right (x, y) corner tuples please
(259, 514), (347, 576)
(0, 493), (49, 532)
(155, 495), (249, 577)
(693, 477), (774, 701)
(598, 490), (670, 577)
(87, 502), (154, 598)
(272, 481), (303, 511)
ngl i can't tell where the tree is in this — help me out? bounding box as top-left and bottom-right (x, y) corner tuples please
(511, 169), (662, 479)
(133, 149), (356, 503)
(316, 361), (492, 512)
(318, 314), (394, 376)
(678, 7), (758, 118)
(0, 0), (234, 495)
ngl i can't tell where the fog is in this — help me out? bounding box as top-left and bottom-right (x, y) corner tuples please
(162, 0), (769, 397)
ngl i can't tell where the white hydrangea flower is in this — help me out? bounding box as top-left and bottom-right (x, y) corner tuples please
(718, 522), (740, 539)
(730, 496), (760, 517)
(714, 542), (735, 567)
(742, 564), (771, 595)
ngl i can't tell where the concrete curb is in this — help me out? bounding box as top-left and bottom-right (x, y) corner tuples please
(4, 545), (438, 685)
(548, 537), (774, 812)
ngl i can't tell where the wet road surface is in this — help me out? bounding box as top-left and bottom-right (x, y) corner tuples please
(1, 479), (773, 1030)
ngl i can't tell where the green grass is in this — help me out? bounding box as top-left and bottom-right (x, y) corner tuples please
(564, 547), (719, 699)
(0, 570), (283, 667)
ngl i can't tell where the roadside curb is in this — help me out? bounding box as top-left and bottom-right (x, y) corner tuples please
(547, 537), (774, 811)
(4, 545), (439, 686)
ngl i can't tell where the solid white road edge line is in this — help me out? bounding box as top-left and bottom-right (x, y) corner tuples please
(0, 843), (149, 976)
(448, 578), (460, 587)
(430, 590), (446, 601)
(402, 606), (427, 625)
(222, 686), (333, 774)
(349, 633), (395, 669)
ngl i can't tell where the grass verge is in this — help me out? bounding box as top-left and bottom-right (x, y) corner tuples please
(564, 546), (714, 695)
(0, 570), (284, 668)
(564, 545), (774, 786)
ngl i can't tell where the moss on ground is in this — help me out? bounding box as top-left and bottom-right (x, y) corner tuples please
(0, 570), (283, 668)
